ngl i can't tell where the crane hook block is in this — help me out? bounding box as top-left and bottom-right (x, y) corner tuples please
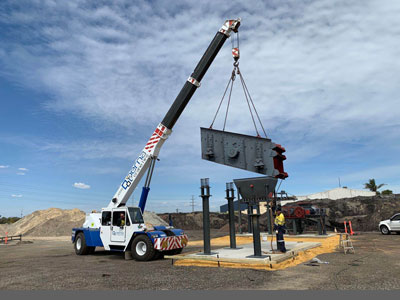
(232, 47), (240, 60)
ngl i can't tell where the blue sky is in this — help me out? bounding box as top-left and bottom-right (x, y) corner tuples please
(1, 0), (400, 217)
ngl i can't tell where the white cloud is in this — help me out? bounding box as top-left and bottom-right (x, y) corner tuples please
(1, 0), (395, 167)
(11, 194), (23, 198)
(16, 172), (25, 175)
(1, 1), (400, 195)
(0, 165), (9, 168)
(73, 182), (91, 189)
(18, 167), (28, 171)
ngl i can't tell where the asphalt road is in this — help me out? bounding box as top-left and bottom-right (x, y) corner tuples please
(0, 231), (399, 290)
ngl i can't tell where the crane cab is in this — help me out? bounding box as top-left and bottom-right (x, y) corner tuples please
(99, 207), (146, 250)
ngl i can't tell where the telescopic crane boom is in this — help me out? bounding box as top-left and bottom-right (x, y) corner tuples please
(108, 18), (241, 210)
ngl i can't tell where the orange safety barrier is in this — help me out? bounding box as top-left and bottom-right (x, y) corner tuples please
(349, 221), (354, 235)
(343, 221), (354, 235)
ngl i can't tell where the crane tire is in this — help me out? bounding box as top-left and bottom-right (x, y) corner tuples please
(131, 235), (155, 261)
(74, 232), (90, 255)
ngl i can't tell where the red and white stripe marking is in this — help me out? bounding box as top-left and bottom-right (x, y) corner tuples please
(144, 125), (167, 153)
(154, 235), (188, 251)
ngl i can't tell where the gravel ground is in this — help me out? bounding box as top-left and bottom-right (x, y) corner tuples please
(0, 231), (399, 290)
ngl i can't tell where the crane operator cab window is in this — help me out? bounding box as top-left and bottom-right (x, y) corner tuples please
(112, 211), (130, 228)
(101, 211), (111, 226)
(128, 207), (144, 224)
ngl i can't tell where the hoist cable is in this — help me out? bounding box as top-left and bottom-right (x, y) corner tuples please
(223, 69), (236, 131)
(237, 66), (260, 137)
(209, 76), (233, 129)
(238, 68), (268, 138)
(211, 31), (267, 137)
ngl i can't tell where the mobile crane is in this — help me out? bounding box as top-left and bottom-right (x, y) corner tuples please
(72, 18), (241, 261)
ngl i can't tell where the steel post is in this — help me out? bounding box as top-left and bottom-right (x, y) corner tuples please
(266, 203), (272, 234)
(200, 178), (211, 254)
(250, 203), (262, 257)
(292, 219), (297, 235)
(237, 190), (243, 234)
(226, 183), (236, 249)
(247, 204), (252, 233)
(317, 218), (322, 235)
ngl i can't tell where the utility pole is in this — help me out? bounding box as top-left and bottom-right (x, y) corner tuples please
(176, 208), (179, 213)
(338, 177), (341, 187)
(190, 195), (195, 212)
(20, 209), (23, 219)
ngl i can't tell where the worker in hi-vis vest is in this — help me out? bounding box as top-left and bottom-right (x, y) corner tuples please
(274, 207), (287, 253)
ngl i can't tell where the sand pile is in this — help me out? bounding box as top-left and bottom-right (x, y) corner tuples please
(143, 211), (168, 227)
(0, 208), (167, 237)
(0, 208), (85, 237)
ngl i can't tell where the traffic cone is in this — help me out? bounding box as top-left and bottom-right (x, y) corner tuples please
(344, 221), (348, 234)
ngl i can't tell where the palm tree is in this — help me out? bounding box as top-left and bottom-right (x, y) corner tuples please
(364, 178), (386, 194)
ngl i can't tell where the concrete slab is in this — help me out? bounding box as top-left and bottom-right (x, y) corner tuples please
(237, 232), (336, 239)
(168, 240), (321, 266)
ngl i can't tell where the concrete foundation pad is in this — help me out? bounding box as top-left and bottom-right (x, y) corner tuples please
(238, 232), (336, 239)
(196, 252), (219, 256)
(167, 240), (321, 266)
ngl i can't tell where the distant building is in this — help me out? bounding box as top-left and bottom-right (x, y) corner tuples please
(280, 187), (376, 206)
(295, 187), (376, 201)
(220, 200), (248, 213)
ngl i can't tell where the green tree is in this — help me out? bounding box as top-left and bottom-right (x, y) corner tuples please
(381, 189), (393, 195)
(0, 217), (20, 224)
(364, 178), (386, 194)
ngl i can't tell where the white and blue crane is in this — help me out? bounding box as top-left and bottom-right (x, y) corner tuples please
(72, 18), (241, 261)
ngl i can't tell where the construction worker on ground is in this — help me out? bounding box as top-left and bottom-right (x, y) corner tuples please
(274, 207), (287, 253)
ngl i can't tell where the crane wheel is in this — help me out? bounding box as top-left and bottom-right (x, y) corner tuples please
(74, 232), (92, 255)
(131, 235), (155, 261)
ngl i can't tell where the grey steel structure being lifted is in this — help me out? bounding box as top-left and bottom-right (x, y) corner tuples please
(200, 128), (288, 179)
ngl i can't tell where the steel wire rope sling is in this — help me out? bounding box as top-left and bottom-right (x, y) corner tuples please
(209, 31), (267, 138)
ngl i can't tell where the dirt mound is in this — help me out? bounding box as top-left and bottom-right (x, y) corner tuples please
(0, 208), (85, 237)
(158, 212), (249, 231)
(143, 211), (168, 227)
(310, 194), (400, 231)
(0, 208), (168, 237)
(159, 195), (400, 232)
